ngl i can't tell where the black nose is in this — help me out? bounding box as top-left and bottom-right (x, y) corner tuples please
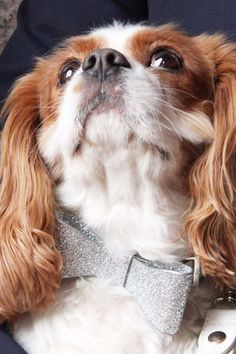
(82, 48), (131, 79)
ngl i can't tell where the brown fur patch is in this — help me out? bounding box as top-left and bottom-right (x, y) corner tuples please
(34, 36), (104, 128)
(129, 26), (214, 113)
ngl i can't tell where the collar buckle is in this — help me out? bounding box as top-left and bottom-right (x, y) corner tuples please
(183, 256), (201, 287)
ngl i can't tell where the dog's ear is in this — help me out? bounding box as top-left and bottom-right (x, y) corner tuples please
(186, 37), (236, 287)
(0, 73), (62, 320)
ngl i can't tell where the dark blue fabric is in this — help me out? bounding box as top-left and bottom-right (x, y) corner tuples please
(148, 0), (236, 40)
(0, 325), (27, 354)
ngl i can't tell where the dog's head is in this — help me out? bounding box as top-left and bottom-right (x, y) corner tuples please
(0, 23), (236, 319)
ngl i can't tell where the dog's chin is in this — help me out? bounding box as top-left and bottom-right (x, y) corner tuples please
(76, 106), (170, 162)
(73, 77), (170, 153)
(78, 109), (131, 149)
(81, 92), (123, 123)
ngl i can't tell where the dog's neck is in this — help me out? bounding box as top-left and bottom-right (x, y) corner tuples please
(56, 136), (190, 262)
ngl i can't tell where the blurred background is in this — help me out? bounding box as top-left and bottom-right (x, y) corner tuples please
(0, 0), (21, 53)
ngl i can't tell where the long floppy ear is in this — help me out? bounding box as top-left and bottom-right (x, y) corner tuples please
(185, 38), (236, 286)
(0, 73), (62, 320)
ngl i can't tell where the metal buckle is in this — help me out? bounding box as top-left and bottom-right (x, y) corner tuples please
(123, 254), (138, 287)
(183, 256), (200, 287)
(124, 254), (199, 287)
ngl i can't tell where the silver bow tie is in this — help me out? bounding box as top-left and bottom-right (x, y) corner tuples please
(56, 211), (194, 335)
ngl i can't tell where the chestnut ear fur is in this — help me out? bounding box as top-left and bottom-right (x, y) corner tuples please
(0, 73), (62, 320)
(186, 36), (236, 287)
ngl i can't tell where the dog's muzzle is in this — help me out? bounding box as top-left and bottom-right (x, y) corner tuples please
(56, 211), (197, 335)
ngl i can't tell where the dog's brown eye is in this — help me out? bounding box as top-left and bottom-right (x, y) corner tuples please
(150, 50), (183, 72)
(58, 60), (81, 85)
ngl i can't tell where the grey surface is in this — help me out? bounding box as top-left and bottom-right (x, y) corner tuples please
(0, 0), (21, 54)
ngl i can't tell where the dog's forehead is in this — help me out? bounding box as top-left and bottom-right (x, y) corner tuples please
(90, 23), (144, 53)
(68, 23), (202, 64)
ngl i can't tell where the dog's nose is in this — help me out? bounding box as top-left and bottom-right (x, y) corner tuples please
(82, 48), (131, 79)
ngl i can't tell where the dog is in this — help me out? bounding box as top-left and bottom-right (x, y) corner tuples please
(0, 23), (235, 354)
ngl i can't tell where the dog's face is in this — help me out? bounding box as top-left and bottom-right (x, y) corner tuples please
(36, 24), (215, 168)
(38, 24), (214, 155)
(0, 24), (236, 320)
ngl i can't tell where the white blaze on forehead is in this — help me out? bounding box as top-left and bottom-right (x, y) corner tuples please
(90, 23), (144, 55)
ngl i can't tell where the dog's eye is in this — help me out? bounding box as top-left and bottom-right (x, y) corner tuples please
(150, 50), (183, 72)
(58, 60), (81, 85)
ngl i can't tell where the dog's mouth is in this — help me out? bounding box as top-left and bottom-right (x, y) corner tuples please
(76, 91), (106, 126)
(72, 80), (126, 152)
(72, 83), (171, 162)
(75, 78), (125, 126)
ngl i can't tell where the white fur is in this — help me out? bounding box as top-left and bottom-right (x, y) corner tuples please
(15, 24), (215, 354)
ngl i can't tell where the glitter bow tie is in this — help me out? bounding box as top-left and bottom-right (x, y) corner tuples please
(56, 211), (194, 335)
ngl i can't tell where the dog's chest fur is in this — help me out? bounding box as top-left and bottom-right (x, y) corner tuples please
(14, 278), (212, 354)
(14, 138), (207, 354)
(56, 134), (189, 261)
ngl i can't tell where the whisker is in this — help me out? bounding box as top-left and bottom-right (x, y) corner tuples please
(160, 86), (198, 100)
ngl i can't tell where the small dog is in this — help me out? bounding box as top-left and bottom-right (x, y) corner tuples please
(0, 23), (235, 354)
